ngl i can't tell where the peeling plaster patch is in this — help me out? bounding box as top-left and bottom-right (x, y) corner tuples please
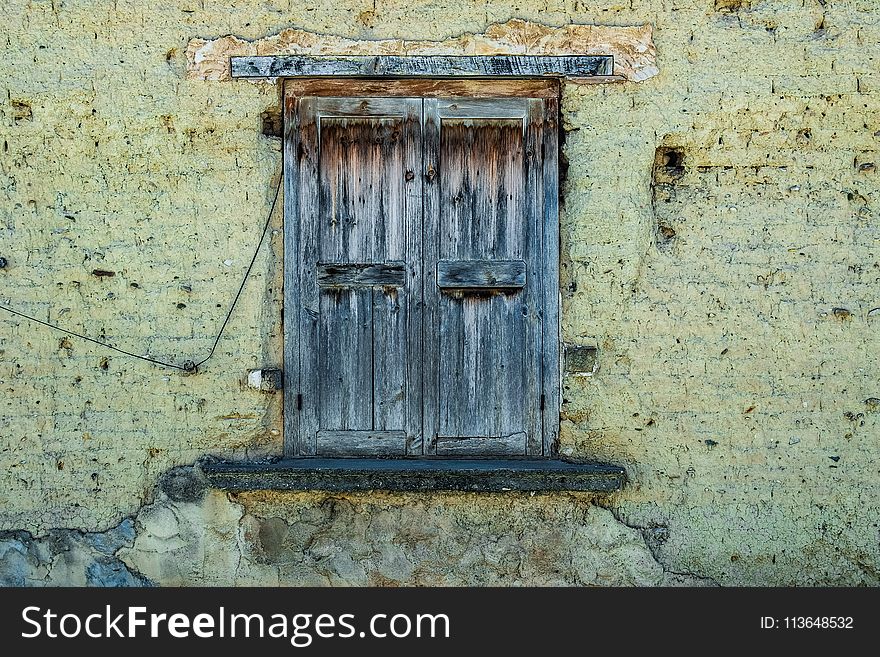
(0, 519), (152, 587)
(119, 479), (708, 586)
(0, 462), (716, 586)
(186, 19), (657, 83)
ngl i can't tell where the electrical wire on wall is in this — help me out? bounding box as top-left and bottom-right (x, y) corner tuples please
(0, 174), (283, 373)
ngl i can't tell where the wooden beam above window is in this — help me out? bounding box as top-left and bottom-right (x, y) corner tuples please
(231, 54), (613, 79)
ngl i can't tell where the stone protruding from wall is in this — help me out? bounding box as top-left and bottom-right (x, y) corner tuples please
(186, 19), (657, 83)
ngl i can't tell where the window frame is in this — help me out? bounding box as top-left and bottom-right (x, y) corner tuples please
(282, 78), (561, 459)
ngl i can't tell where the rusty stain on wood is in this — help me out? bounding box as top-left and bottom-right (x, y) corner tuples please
(286, 78), (559, 99)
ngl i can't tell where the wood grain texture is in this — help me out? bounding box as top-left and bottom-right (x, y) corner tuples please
(319, 290), (373, 431)
(541, 96), (561, 456)
(422, 98), (441, 456)
(232, 55), (612, 79)
(286, 81), (560, 460)
(317, 430), (407, 456)
(437, 98), (528, 120)
(432, 102), (531, 449)
(524, 98), (545, 456)
(286, 78), (559, 99)
(293, 96), (421, 456)
(317, 262), (406, 287)
(437, 259), (526, 289)
(400, 99), (424, 455)
(435, 433), (527, 457)
(282, 84), (302, 457)
(295, 96), (320, 455)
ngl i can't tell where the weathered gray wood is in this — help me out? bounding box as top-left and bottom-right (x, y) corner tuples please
(436, 259), (526, 289)
(437, 98), (528, 120)
(317, 262), (406, 288)
(524, 98), (545, 456)
(296, 96), (320, 455)
(431, 100), (532, 451)
(541, 96), (561, 457)
(287, 81), (560, 461)
(282, 83), (303, 457)
(313, 97), (411, 118)
(294, 96), (421, 456)
(400, 100), (424, 455)
(319, 290), (373, 431)
(286, 78), (559, 99)
(372, 288), (406, 435)
(317, 430), (407, 456)
(435, 433), (527, 457)
(233, 55), (613, 79)
(202, 458), (628, 493)
(422, 98), (440, 455)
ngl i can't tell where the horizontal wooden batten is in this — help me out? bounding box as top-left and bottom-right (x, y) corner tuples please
(437, 260), (526, 289)
(286, 78), (560, 99)
(317, 262), (407, 288)
(317, 430), (407, 456)
(435, 433), (527, 457)
(233, 55), (613, 79)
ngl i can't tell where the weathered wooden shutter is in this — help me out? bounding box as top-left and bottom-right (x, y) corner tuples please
(291, 97), (423, 456)
(286, 83), (559, 459)
(423, 98), (547, 456)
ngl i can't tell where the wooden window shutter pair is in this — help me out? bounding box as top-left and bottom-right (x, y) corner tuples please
(283, 80), (560, 459)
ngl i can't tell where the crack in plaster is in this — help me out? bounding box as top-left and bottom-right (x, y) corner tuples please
(596, 501), (720, 586)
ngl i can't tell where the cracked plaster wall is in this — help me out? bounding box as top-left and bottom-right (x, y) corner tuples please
(1, 0), (879, 586)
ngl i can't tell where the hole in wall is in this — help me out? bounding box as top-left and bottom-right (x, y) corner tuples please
(261, 108), (282, 139)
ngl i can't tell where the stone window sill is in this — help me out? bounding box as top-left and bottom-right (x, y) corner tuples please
(200, 458), (626, 493)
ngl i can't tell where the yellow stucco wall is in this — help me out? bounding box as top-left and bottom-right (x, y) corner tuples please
(1, 0), (878, 585)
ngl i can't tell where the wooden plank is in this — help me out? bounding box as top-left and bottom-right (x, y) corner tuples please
(568, 75), (627, 84)
(401, 99), (424, 455)
(372, 287), (406, 435)
(437, 259), (526, 289)
(438, 116), (525, 260)
(437, 98), (528, 120)
(313, 96), (411, 118)
(434, 433), (527, 457)
(422, 98), (441, 455)
(315, 109), (403, 267)
(295, 96), (320, 455)
(541, 96), (561, 457)
(232, 55), (612, 79)
(318, 290), (373, 431)
(524, 98), (545, 456)
(434, 101), (530, 450)
(317, 430), (407, 456)
(312, 98), (416, 451)
(317, 262), (406, 288)
(282, 83), (302, 457)
(437, 293), (466, 438)
(286, 78), (559, 99)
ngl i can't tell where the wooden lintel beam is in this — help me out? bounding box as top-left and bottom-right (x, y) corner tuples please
(232, 55), (613, 79)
